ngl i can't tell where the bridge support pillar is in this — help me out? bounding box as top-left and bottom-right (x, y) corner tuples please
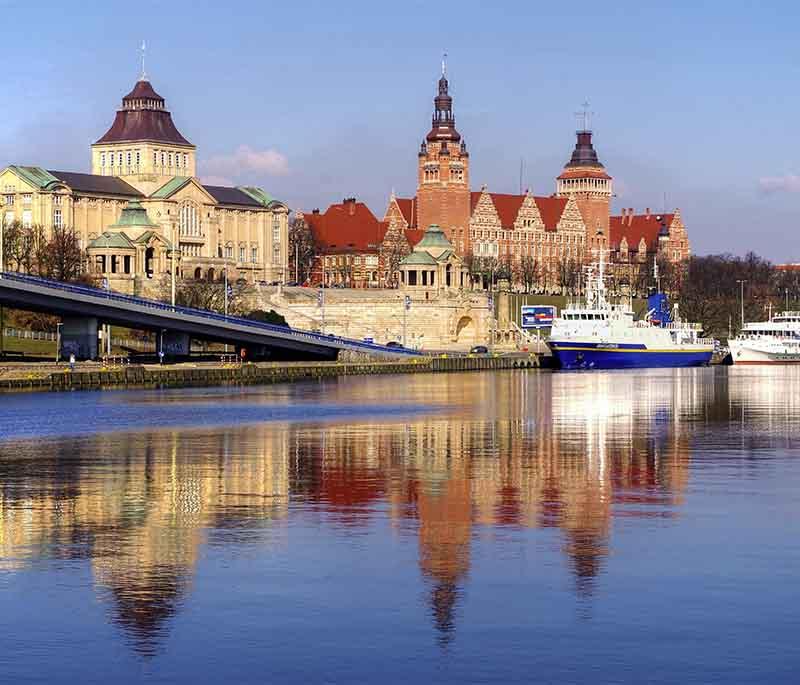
(59, 316), (98, 361)
(161, 331), (191, 359)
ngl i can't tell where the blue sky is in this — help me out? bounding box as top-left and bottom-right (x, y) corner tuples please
(2, 0), (799, 259)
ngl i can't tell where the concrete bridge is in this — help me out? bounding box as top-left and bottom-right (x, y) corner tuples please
(0, 272), (424, 361)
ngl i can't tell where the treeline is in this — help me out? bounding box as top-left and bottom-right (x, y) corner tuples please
(677, 252), (799, 339)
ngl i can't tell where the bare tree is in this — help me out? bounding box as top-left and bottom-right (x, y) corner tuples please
(288, 216), (317, 283)
(159, 276), (247, 315)
(516, 256), (540, 293)
(40, 226), (86, 283)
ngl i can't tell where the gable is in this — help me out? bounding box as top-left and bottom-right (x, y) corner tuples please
(469, 191), (501, 228)
(0, 166), (41, 194)
(151, 176), (216, 204)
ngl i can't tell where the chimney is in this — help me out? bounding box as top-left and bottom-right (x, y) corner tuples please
(628, 208), (634, 226)
(620, 207), (627, 219)
(312, 208), (320, 214)
(645, 207), (650, 219)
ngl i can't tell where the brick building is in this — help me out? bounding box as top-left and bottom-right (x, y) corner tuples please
(298, 198), (421, 288)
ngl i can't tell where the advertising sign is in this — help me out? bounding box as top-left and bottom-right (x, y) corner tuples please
(521, 305), (556, 329)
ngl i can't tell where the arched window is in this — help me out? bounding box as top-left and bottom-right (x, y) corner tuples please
(179, 202), (199, 237)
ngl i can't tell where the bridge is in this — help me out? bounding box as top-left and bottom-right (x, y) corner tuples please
(0, 272), (424, 361)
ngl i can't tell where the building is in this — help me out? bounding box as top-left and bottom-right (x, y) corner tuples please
(384, 65), (691, 292)
(1, 67), (289, 294)
(298, 198), (422, 288)
(398, 223), (468, 291)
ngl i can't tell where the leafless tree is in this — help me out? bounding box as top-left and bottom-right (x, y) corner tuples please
(288, 216), (318, 283)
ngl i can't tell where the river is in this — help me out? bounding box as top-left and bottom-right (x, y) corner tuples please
(1, 368), (799, 683)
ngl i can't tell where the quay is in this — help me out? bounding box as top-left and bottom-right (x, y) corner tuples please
(0, 355), (538, 394)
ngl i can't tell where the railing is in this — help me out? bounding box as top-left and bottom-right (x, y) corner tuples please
(0, 271), (423, 356)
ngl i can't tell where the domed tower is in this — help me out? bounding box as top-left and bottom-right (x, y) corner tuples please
(91, 60), (196, 195)
(416, 57), (471, 254)
(556, 105), (612, 254)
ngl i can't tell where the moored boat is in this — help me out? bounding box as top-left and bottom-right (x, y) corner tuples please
(729, 312), (800, 364)
(547, 256), (713, 370)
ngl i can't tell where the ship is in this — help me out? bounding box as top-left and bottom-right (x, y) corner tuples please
(547, 256), (714, 370)
(729, 312), (800, 364)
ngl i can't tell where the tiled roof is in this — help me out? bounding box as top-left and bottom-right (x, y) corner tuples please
(48, 171), (143, 197)
(150, 176), (192, 199)
(609, 213), (674, 251)
(405, 228), (425, 246)
(304, 201), (388, 254)
(88, 231), (135, 250)
(395, 197), (417, 228)
(557, 167), (611, 180)
(109, 200), (158, 228)
(7, 166), (60, 190)
(204, 185), (265, 207)
(470, 191), (567, 231)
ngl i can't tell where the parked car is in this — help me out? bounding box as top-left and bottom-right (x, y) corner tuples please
(470, 345), (489, 355)
(386, 341), (404, 349)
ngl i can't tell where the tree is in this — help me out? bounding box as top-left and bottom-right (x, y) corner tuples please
(288, 215), (317, 283)
(159, 276), (247, 315)
(245, 309), (289, 327)
(516, 256), (540, 293)
(40, 226), (86, 283)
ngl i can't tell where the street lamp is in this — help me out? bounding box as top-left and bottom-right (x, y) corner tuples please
(170, 247), (182, 308)
(736, 279), (748, 330)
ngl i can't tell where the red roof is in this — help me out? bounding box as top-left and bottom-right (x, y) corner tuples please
(394, 197), (418, 228)
(775, 264), (800, 272)
(609, 213), (674, 250)
(303, 200), (388, 254)
(405, 228), (425, 246)
(470, 191), (567, 231)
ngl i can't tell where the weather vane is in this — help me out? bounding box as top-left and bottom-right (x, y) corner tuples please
(575, 100), (594, 131)
(442, 51), (447, 78)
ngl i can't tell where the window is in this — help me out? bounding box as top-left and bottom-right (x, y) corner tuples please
(183, 153), (188, 168)
(161, 152), (166, 166)
(22, 193), (31, 205)
(450, 166), (464, 183)
(153, 151), (158, 166)
(4, 194), (14, 206)
(53, 208), (63, 228)
(136, 150), (141, 168)
(272, 215), (281, 243)
(100, 153), (106, 168)
(126, 151), (132, 167)
(251, 247), (258, 263)
(176, 153), (181, 168)
(225, 245), (233, 259)
(179, 202), (199, 236)
(53, 195), (63, 206)
(118, 152), (123, 167)
(239, 246), (245, 262)
(22, 210), (31, 228)
(124, 255), (131, 273)
(273, 244), (281, 261)
(168, 152), (173, 167)
(4, 211), (14, 226)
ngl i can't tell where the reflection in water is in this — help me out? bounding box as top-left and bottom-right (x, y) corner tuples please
(2, 367), (800, 661)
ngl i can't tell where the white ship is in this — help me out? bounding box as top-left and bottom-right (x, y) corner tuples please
(729, 312), (800, 364)
(547, 256), (713, 370)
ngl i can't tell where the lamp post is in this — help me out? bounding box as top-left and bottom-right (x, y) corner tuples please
(170, 247), (182, 309)
(736, 279), (748, 330)
(56, 322), (63, 362)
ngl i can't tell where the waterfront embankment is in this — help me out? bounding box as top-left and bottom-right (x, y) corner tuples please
(0, 355), (537, 393)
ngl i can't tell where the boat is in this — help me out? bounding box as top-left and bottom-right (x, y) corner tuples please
(729, 312), (800, 364)
(547, 255), (714, 370)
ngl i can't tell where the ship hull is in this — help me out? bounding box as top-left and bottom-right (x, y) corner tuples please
(729, 341), (800, 364)
(548, 341), (713, 370)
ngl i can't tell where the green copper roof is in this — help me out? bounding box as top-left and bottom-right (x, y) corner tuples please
(7, 165), (60, 190)
(415, 224), (453, 250)
(400, 251), (438, 266)
(150, 176), (191, 199)
(238, 186), (274, 206)
(134, 230), (171, 248)
(109, 200), (158, 228)
(88, 231), (135, 250)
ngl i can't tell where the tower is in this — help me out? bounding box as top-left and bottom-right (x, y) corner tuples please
(416, 58), (471, 254)
(556, 103), (612, 254)
(91, 49), (196, 195)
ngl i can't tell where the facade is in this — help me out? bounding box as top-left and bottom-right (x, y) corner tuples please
(1, 72), (289, 295)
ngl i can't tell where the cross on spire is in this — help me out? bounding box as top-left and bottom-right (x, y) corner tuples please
(442, 51), (447, 78)
(139, 40), (148, 81)
(575, 100), (593, 131)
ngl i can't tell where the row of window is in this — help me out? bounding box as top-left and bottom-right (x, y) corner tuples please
(474, 240), (579, 260)
(422, 165), (465, 183)
(99, 150), (190, 170)
(471, 228), (582, 243)
(3, 209), (61, 228)
(324, 254), (380, 266)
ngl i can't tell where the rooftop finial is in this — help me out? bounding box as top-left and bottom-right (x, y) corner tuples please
(575, 100), (593, 131)
(139, 40), (148, 81)
(442, 51), (447, 78)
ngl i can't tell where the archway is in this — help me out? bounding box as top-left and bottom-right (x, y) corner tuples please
(194, 267), (202, 280)
(144, 247), (155, 279)
(455, 316), (476, 344)
(207, 267), (215, 282)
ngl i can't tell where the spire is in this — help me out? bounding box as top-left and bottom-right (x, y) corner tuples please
(564, 103), (604, 169)
(139, 40), (148, 82)
(575, 99), (593, 132)
(427, 58), (461, 143)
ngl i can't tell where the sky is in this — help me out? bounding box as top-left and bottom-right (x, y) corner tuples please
(1, 0), (799, 260)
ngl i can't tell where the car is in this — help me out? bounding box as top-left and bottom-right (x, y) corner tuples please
(386, 341), (404, 349)
(470, 345), (489, 355)
(285, 281), (299, 287)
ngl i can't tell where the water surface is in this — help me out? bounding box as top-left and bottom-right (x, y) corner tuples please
(1, 368), (799, 683)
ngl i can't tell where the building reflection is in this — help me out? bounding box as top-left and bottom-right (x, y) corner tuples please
(4, 368), (792, 652)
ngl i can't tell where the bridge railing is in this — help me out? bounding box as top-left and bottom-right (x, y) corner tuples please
(0, 271), (423, 356)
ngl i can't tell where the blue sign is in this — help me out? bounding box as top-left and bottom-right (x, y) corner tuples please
(521, 305), (556, 329)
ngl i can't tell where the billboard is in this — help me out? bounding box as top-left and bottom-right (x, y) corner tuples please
(521, 305), (556, 329)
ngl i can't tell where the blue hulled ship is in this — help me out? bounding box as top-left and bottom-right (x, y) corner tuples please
(547, 257), (713, 370)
